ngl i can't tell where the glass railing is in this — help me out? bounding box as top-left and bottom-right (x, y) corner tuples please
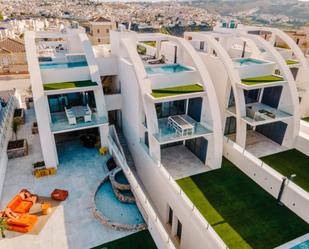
(243, 103), (292, 124)
(153, 114), (212, 144)
(50, 112), (108, 132)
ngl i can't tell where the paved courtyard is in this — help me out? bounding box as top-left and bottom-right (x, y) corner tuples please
(161, 145), (211, 180)
(0, 108), (131, 249)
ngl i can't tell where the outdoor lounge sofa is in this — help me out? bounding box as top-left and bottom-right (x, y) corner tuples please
(3, 189), (38, 233)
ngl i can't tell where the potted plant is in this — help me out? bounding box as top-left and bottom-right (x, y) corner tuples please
(13, 108), (25, 124)
(0, 217), (8, 238)
(7, 118), (28, 159)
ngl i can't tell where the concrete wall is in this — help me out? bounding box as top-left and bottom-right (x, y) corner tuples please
(148, 70), (199, 90)
(105, 94), (122, 111)
(294, 131), (309, 156)
(41, 67), (91, 84)
(96, 56), (118, 76)
(223, 137), (309, 223)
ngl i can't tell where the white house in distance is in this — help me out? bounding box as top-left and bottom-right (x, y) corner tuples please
(185, 22), (300, 157)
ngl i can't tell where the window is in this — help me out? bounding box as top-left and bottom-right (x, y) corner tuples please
(200, 41), (205, 50)
(176, 219), (182, 241)
(244, 89), (261, 104)
(98, 38), (101, 43)
(155, 100), (186, 119)
(106, 29), (109, 33)
(97, 29), (100, 33)
(168, 207), (173, 226)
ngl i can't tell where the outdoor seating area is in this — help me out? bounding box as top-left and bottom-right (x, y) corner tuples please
(240, 102), (291, 124)
(177, 158), (309, 249)
(154, 114), (211, 144)
(64, 104), (92, 125)
(167, 115), (195, 136)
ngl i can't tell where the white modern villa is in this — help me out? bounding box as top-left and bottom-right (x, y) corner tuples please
(0, 22), (308, 249)
(185, 23), (300, 157)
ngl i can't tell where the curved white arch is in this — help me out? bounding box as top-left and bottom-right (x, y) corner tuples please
(245, 33), (300, 145)
(121, 33), (223, 168)
(186, 33), (247, 146)
(168, 35), (223, 167)
(245, 26), (309, 117)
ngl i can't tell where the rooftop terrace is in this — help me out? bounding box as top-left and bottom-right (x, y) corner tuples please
(43, 80), (97, 91)
(241, 75), (284, 86)
(260, 149), (309, 192)
(151, 84), (204, 98)
(177, 158), (309, 249)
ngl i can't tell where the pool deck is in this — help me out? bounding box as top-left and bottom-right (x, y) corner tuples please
(0, 107), (132, 249)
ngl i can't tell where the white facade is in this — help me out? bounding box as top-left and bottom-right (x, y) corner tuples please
(23, 23), (309, 249)
(185, 27), (300, 155)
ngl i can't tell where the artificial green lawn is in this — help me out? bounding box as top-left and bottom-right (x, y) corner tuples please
(286, 59), (299, 65)
(241, 75), (284, 86)
(177, 158), (309, 249)
(302, 117), (309, 123)
(91, 230), (157, 249)
(151, 84), (204, 98)
(260, 149), (309, 192)
(43, 80), (97, 91)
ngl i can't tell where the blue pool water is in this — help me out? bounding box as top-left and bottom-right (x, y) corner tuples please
(95, 180), (144, 225)
(145, 64), (192, 75)
(291, 239), (309, 249)
(115, 170), (129, 185)
(233, 58), (266, 67)
(40, 61), (88, 69)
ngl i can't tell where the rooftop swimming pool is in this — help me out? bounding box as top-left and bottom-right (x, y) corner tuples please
(94, 179), (144, 226)
(40, 61), (88, 69)
(233, 58), (268, 67)
(145, 64), (192, 75)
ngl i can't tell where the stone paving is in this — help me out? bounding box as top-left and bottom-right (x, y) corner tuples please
(0, 107), (132, 249)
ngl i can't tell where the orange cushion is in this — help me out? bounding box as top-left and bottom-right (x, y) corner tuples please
(8, 214), (38, 227)
(7, 196), (22, 211)
(14, 201), (32, 213)
(8, 224), (33, 233)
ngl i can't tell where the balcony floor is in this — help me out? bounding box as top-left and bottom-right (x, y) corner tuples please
(154, 115), (212, 144)
(161, 145), (211, 180)
(228, 130), (288, 158)
(50, 112), (108, 133)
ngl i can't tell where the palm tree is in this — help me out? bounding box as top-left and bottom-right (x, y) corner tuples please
(12, 118), (21, 141)
(0, 217), (8, 238)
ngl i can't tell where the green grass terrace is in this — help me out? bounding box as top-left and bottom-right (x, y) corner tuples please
(151, 84), (204, 98)
(91, 230), (157, 249)
(286, 59), (299, 65)
(177, 158), (309, 249)
(260, 149), (309, 192)
(241, 75), (284, 86)
(302, 117), (309, 123)
(43, 80), (97, 91)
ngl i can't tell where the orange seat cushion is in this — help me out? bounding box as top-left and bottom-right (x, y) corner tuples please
(8, 224), (33, 233)
(14, 201), (32, 213)
(8, 214), (38, 229)
(7, 196), (22, 210)
(7, 195), (33, 214)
